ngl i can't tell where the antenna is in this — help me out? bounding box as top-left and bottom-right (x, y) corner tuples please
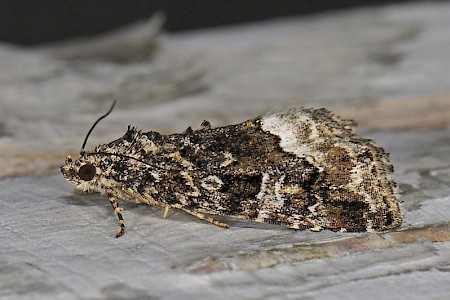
(81, 101), (117, 152)
(87, 152), (181, 172)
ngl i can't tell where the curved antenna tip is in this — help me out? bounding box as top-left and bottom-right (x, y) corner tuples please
(81, 101), (117, 152)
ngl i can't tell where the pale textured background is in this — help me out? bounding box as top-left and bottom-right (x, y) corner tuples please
(1, 2), (450, 299)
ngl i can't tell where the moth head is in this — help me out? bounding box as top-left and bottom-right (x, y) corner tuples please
(61, 101), (116, 192)
(61, 101), (167, 194)
(61, 153), (103, 192)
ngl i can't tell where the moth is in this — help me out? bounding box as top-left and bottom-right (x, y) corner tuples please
(61, 102), (402, 237)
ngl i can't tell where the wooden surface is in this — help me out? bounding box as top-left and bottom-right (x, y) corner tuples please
(1, 2), (450, 299)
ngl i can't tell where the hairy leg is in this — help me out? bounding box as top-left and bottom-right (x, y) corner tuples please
(109, 196), (125, 238)
(175, 205), (229, 228)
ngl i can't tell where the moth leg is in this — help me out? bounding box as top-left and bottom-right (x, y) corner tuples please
(309, 225), (322, 232)
(163, 205), (170, 219)
(109, 196), (125, 238)
(178, 207), (229, 228)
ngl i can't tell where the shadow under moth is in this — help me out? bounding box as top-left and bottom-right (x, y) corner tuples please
(61, 102), (402, 237)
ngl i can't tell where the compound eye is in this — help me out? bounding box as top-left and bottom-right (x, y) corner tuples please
(78, 164), (96, 181)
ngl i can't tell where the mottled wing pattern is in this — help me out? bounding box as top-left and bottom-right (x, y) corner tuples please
(62, 107), (402, 236)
